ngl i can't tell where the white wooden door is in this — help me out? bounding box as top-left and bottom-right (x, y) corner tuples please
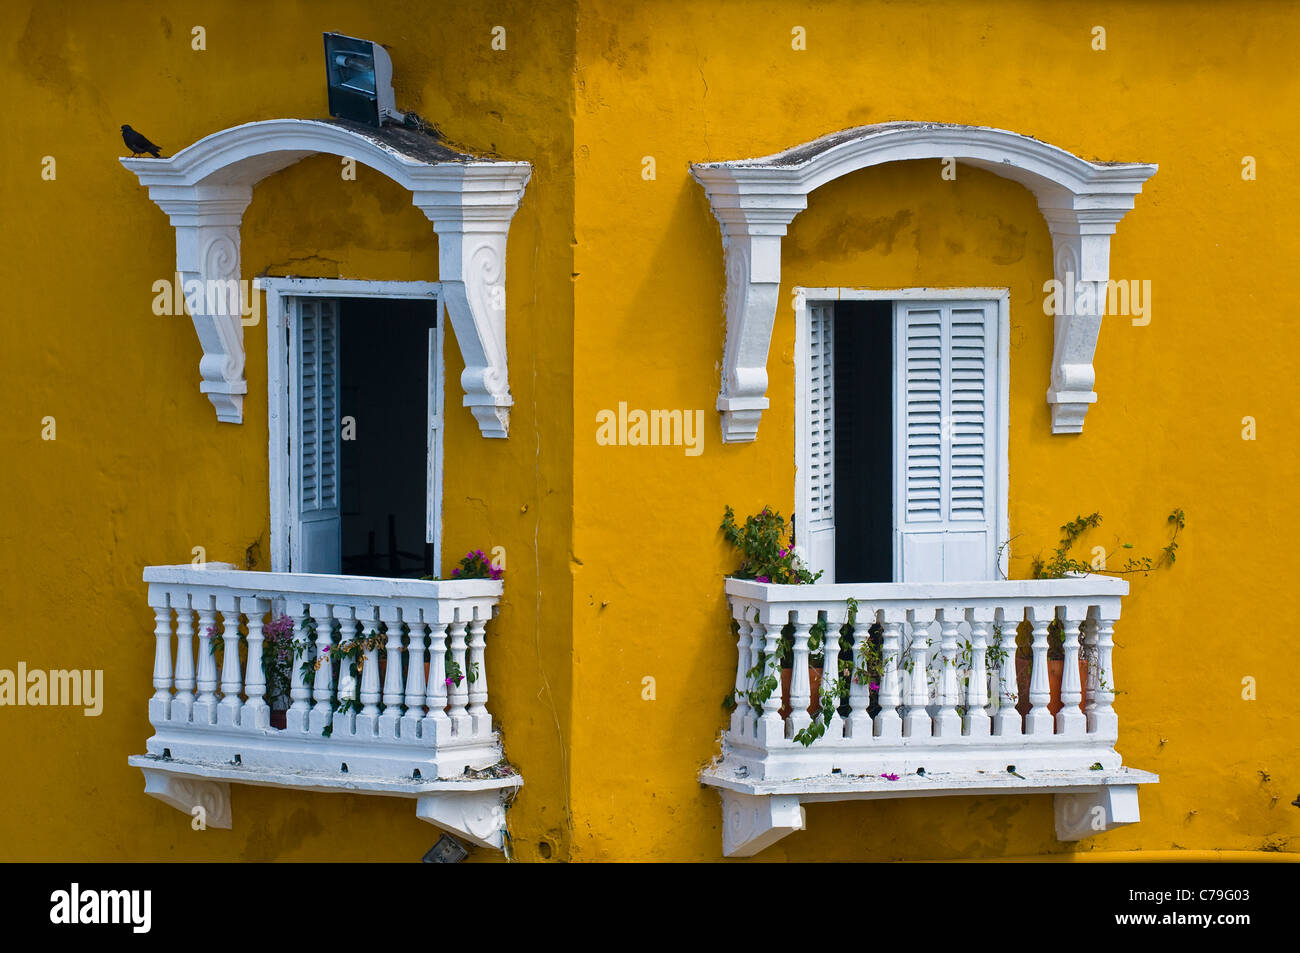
(802, 302), (837, 581)
(293, 298), (342, 574)
(893, 300), (999, 582)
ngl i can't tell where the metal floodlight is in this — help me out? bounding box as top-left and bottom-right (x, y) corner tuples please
(323, 32), (404, 127)
(422, 834), (469, 863)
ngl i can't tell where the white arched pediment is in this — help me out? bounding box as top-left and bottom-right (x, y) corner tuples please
(691, 122), (1157, 439)
(123, 118), (532, 437)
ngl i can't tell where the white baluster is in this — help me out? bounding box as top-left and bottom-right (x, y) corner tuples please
(788, 613), (813, 735)
(403, 619), (428, 739)
(172, 591), (195, 724)
(1024, 605), (1053, 735)
(903, 609), (933, 738)
(964, 608), (993, 737)
(847, 609), (874, 740)
(820, 609), (845, 742)
(933, 608), (961, 737)
(422, 620), (452, 743)
(446, 618), (471, 736)
(332, 604), (359, 737)
(730, 608), (754, 735)
(241, 596), (270, 730)
(216, 597), (243, 729)
(1090, 609), (1119, 741)
(286, 599), (312, 734)
(378, 605), (405, 740)
(1056, 607), (1087, 737)
(149, 595), (173, 727)
(1082, 610), (1100, 728)
(355, 607), (382, 736)
(755, 618), (785, 746)
(993, 609), (1021, 736)
(193, 596), (219, 725)
(874, 610), (904, 740)
(309, 604), (336, 735)
(467, 611), (491, 738)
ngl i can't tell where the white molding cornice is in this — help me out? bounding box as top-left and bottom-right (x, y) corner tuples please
(123, 119), (530, 436)
(691, 122), (1157, 440)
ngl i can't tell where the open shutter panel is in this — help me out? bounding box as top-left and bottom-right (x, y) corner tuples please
(895, 301), (997, 582)
(804, 302), (836, 580)
(296, 298), (342, 574)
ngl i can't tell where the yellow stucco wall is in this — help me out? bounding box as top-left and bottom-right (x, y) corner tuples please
(1, 0), (1296, 862)
(1, 0), (575, 862)
(569, 1), (1298, 860)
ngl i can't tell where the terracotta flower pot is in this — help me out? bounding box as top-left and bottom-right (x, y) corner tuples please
(1016, 655), (1089, 718)
(268, 684), (291, 730)
(779, 665), (823, 719)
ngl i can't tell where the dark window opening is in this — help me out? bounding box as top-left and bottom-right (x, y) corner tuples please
(833, 300), (893, 583)
(339, 297), (437, 578)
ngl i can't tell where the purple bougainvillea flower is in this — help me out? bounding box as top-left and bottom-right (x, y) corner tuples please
(881, 773), (899, 781)
(755, 575), (770, 583)
(451, 568), (461, 577)
(870, 682), (880, 692)
(445, 677), (454, 686)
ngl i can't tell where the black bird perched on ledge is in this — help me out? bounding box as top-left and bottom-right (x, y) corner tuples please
(121, 125), (162, 158)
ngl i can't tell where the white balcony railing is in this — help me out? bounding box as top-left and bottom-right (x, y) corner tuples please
(129, 564), (519, 850)
(702, 576), (1157, 856)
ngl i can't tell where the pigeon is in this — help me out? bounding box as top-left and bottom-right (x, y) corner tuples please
(121, 125), (162, 158)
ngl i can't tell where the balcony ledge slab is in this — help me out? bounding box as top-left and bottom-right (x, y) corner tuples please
(701, 762), (1157, 857)
(130, 753), (521, 851)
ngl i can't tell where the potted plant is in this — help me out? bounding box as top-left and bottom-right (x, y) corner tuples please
(1016, 508), (1184, 717)
(208, 613), (297, 729)
(720, 506), (823, 719)
(450, 548), (504, 582)
(1013, 617), (1087, 718)
(263, 614), (295, 729)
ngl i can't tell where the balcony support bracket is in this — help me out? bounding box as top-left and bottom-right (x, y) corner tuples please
(1054, 784), (1142, 841)
(720, 791), (806, 858)
(140, 765), (233, 829)
(415, 791), (512, 851)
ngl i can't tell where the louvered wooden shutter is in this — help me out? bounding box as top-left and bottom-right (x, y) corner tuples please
(803, 302), (836, 580)
(296, 298), (342, 574)
(893, 301), (997, 581)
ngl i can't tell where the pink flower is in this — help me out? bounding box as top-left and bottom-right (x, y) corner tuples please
(881, 773), (899, 781)
(870, 682), (880, 692)
(445, 677), (454, 686)
(755, 575), (770, 583)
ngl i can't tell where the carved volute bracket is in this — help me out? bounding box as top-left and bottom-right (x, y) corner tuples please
(413, 165), (530, 439)
(151, 187), (253, 422)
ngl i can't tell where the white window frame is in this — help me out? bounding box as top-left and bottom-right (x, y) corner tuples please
(793, 286), (1011, 582)
(257, 277), (444, 575)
